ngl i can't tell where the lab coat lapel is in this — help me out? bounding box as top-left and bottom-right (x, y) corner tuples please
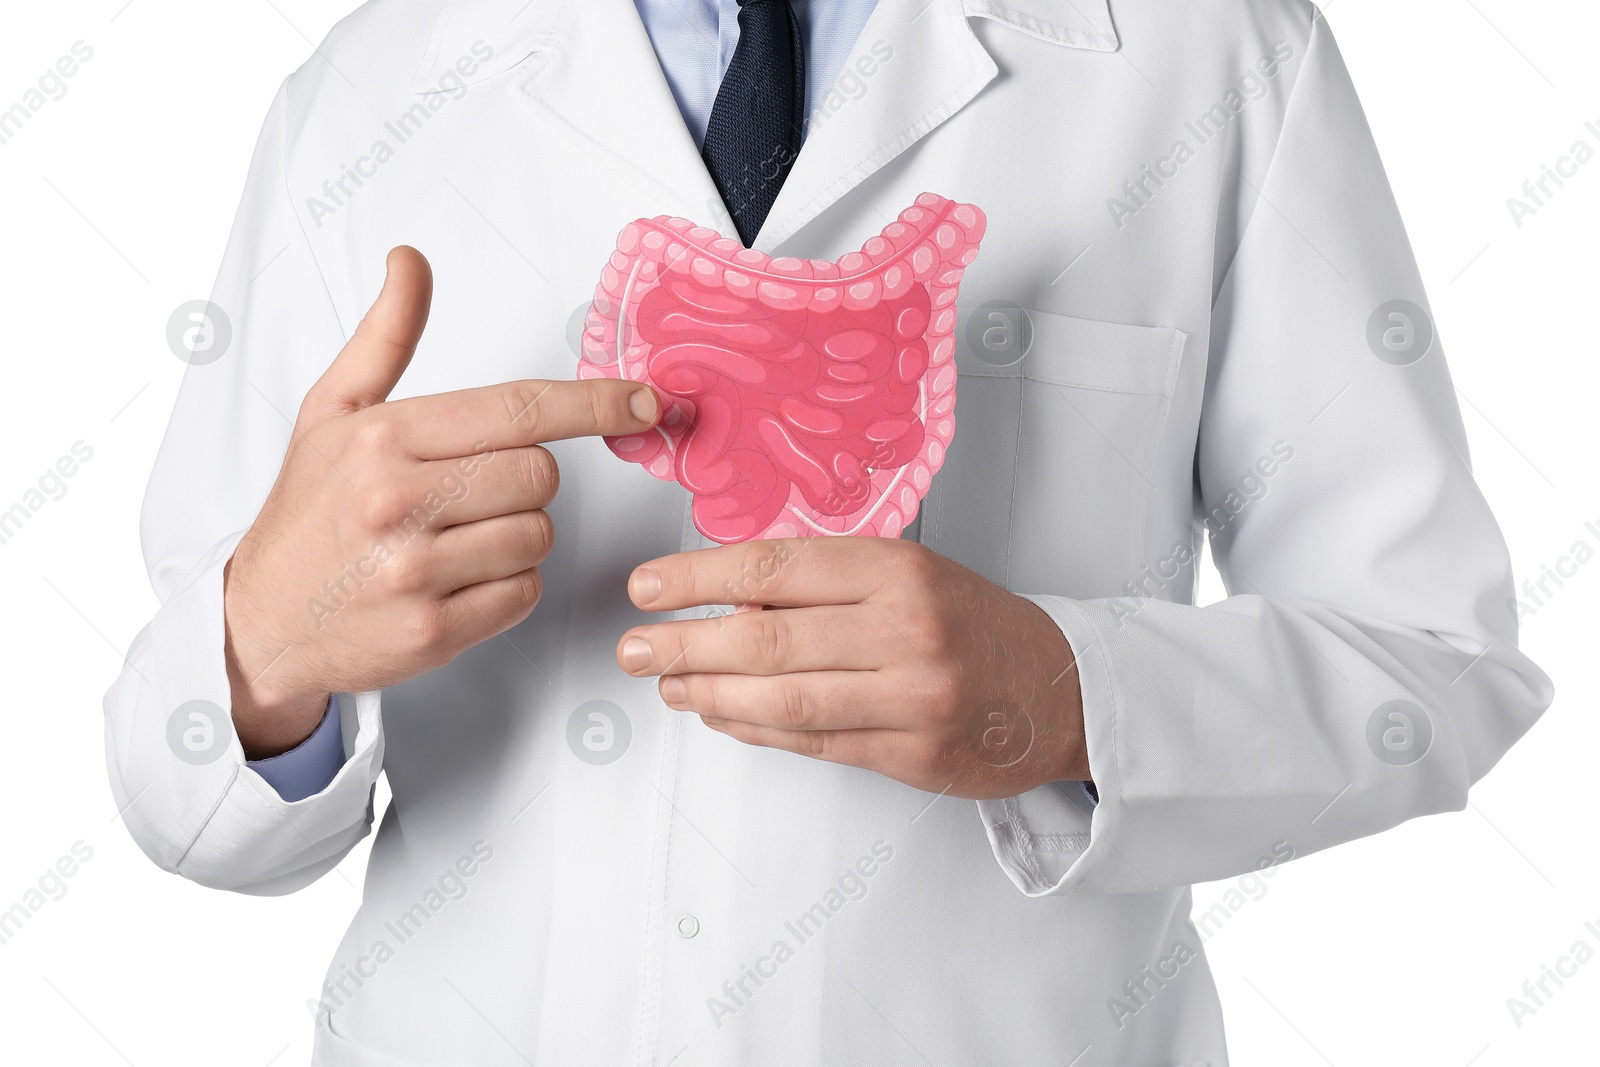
(413, 0), (1120, 248)
(496, 0), (1006, 249)
(504, 0), (737, 237)
(750, 0), (999, 251)
(753, 0), (1122, 251)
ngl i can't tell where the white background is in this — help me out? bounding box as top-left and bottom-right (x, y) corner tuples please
(0, 1), (1595, 1063)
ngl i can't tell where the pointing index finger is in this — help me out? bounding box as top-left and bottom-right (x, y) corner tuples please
(391, 377), (660, 457)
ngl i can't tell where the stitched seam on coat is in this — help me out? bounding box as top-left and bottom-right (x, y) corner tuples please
(172, 763), (242, 872)
(411, 0), (460, 85)
(1125, 333), (1184, 595)
(1032, 831), (1092, 851)
(1209, 2), (1319, 310)
(963, 2), (1113, 50)
(1002, 796), (1047, 892)
(281, 74), (358, 342)
(513, 0), (571, 84)
(634, 709), (685, 1067)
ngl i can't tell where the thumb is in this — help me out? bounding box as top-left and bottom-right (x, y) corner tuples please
(301, 246), (433, 424)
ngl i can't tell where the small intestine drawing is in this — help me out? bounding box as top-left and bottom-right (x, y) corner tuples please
(578, 193), (986, 544)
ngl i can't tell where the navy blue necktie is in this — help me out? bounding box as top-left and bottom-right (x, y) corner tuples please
(701, 0), (805, 246)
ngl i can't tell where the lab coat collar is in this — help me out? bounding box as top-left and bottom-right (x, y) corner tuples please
(410, 0), (1118, 248)
(409, 0), (1119, 89)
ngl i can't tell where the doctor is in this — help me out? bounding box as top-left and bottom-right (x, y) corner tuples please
(107, 0), (1552, 1063)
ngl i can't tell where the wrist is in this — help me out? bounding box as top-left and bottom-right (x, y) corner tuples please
(1019, 594), (1091, 786)
(225, 643), (329, 758)
(223, 556), (330, 758)
(228, 669), (330, 760)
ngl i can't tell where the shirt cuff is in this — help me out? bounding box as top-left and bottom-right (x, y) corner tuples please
(245, 696), (346, 802)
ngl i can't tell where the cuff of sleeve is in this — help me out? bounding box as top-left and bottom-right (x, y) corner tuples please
(975, 594), (1146, 897)
(246, 695), (347, 802)
(117, 531), (385, 887)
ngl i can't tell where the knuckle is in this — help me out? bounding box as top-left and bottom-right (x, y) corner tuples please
(385, 547), (432, 594)
(899, 542), (944, 589)
(502, 380), (548, 437)
(745, 613), (789, 669)
(581, 378), (634, 434)
(794, 728), (828, 758)
(903, 612), (955, 660)
(748, 542), (788, 580)
(511, 567), (544, 611)
(525, 510), (556, 564)
(356, 482), (412, 533)
(346, 414), (403, 458)
(778, 679), (813, 731)
(741, 542), (791, 599)
(402, 602), (451, 655)
(481, 571), (543, 636)
(522, 446), (559, 505)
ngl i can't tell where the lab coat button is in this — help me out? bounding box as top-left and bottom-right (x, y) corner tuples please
(676, 914), (700, 939)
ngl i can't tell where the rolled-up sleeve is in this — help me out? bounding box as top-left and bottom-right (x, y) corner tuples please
(103, 76), (387, 895)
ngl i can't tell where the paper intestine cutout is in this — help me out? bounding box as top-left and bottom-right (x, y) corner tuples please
(577, 193), (986, 544)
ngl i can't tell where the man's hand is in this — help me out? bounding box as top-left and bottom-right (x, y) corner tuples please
(614, 537), (1088, 800)
(224, 247), (660, 758)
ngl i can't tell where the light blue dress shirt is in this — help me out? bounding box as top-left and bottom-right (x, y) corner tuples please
(248, 0), (883, 801)
(634, 0), (881, 149)
(247, 692), (346, 802)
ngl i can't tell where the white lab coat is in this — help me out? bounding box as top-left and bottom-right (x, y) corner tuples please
(104, 0), (1553, 1063)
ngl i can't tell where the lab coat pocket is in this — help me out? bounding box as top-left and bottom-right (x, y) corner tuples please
(925, 309), (1186, 598)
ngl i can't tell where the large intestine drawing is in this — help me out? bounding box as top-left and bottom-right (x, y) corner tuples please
(577, 193), (986, 544)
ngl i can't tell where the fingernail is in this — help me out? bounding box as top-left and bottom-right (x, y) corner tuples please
(631, 567), (662, 605)
(621, 637), (652, 672)
(660, 676), (687, 706)
(629, 387), (659, 423)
